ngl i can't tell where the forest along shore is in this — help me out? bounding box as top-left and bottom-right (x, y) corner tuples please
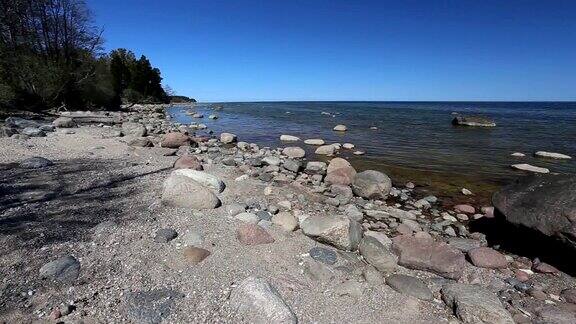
(1, 104), (575, 323)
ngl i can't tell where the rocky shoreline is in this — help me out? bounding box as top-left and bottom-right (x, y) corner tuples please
(1, 104), (575, 323)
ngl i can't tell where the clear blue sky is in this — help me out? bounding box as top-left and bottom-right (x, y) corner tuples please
(88, 0), (576, 102)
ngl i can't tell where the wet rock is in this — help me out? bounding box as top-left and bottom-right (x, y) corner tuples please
(359, 234), (397, 272)
(220, 132), (237, 144)
(452, 115), (496, 127)
(391, 235), (466, 279)
(39, 256), (80, 283)
(352, 170), (392, 199)
(454, 204), (475, 214)
(309, 247), (337, 265)
(237, 224), (275, 245)
(301, 214), (362, 251)
(535, 151), (572, 160)
(173, 155), (203, 170)
(468, 247), (508, 269)
(441, 283), (513, 324)
(511, 163), (549, 173)
(280, 135), (300, 142)
(172, 169), (225, 193)
(333, 124), (347, 131)
(386, 274), (433, 300)
(161, 173), (221, 209)
(183, 247), (211, 264)
(493, 174), (576, 249)
(154, 228), (178, 243)
(315, 144), (336, 156)
(21, 127), (45, 137)
(304, 139), (325, 145)
(20, 156), (54, 169)
(122, 122), (147, 137)
(282, 146), (305, 159)
(161, 132), (190, 148)
(230, 277), (297, 324)
(53, 117), (76, 128)
(272, 212), (298, 231)
(325, 158), (357, 186)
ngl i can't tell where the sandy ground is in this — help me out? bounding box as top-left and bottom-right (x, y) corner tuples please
(0, 126), (455, 323)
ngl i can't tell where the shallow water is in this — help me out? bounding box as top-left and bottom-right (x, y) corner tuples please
(168, 101), (576, 200)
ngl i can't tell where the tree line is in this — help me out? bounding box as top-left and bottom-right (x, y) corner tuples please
(0, 0), (182, 112)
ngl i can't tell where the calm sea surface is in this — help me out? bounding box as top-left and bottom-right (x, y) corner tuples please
(168, 101), (576, 199)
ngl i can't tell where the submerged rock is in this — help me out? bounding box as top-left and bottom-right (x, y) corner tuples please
(511, 163), (549, 173)
(452, 116), (496, 127)
(493, 174), (576, 249)
(315, 144), (336, 156)
(534, 151), (572, 159)
(333, 124), (347, 131)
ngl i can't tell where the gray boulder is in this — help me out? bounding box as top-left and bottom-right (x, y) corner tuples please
(39, 255), (80, 283)
(172, 169), (225, 193)
(21, 127), (45, 137)
(122, 122), (147, 137)
(386, 274), (433, 300)
(352, 170), (392, 199)
(493, 174), (576, 249)
(229, 277), (297, 324)
(53, 117), (76, 128)
(442, 283), (513, 323)
(358, 234), (397, 272)
(161, 173), (221, 209)
(300, 214), (362, 251)
(20, 157), (54, 169)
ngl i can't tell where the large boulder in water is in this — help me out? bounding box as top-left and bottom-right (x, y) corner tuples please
(492, 174), (576, 249)
(452, 115), (496, 127)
